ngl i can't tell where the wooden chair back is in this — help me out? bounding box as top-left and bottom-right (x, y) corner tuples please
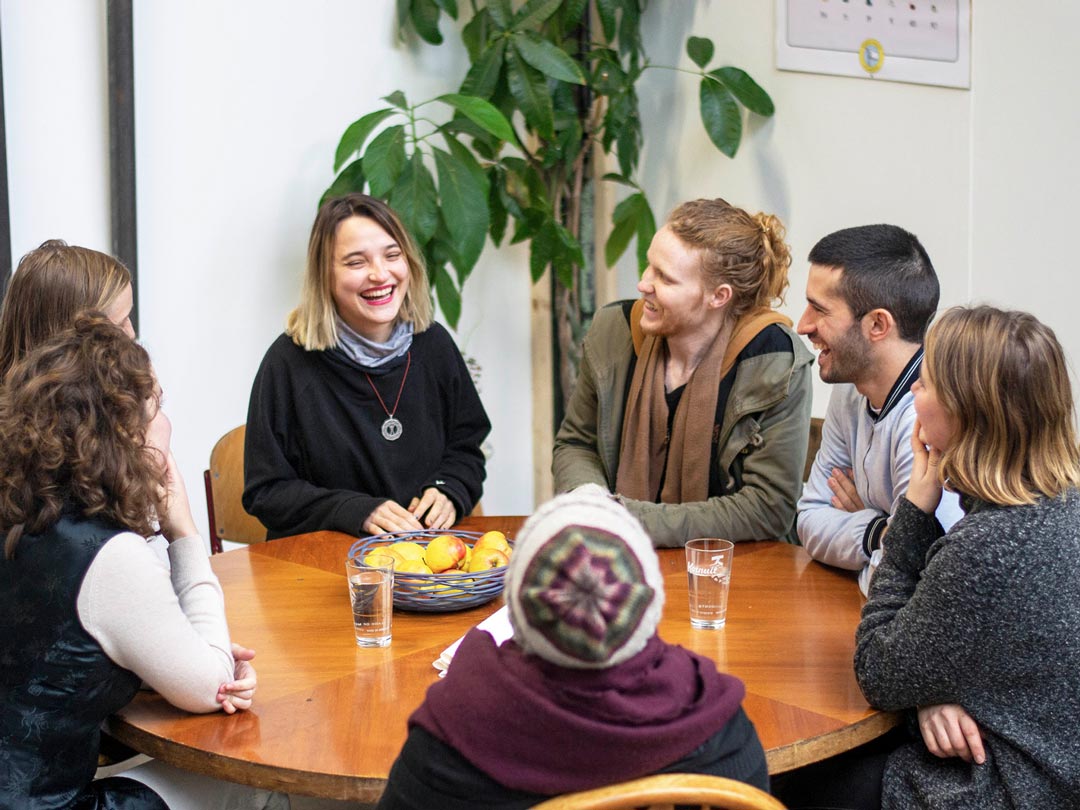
(204, 425), (267, 554)
(803, 417), (825, 483)
(530, 773), (787, 810)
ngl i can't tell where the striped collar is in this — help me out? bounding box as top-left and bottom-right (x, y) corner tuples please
(866, 347), (923, 423)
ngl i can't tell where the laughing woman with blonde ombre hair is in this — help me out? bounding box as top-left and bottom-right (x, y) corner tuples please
(243, 194), (490, 540)
(855, 306), (1080, 809)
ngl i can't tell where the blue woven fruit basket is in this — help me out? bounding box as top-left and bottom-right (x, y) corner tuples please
(349, 530), (513, 613)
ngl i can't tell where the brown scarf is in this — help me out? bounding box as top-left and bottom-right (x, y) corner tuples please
(615, 300), (792, 504)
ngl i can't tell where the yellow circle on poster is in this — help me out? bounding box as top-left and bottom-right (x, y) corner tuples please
(859, 39), (885, 74)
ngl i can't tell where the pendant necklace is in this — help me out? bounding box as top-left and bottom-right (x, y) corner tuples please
(364, 352), (411, 441)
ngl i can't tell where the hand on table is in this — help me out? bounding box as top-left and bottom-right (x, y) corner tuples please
(363, 500), (424, 534)
(218, 643), (257, 714)
(918, 704), (985, 764)
(409, 487), (457, 529)
(828, 468), (865, 512)
(907, 418), (944, 514)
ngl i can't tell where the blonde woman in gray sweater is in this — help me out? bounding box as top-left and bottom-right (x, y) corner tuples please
(855, 306), (1080, 809)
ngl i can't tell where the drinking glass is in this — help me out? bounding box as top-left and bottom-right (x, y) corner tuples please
(685, 538), (734, 629)
(346, 555), (394, 647)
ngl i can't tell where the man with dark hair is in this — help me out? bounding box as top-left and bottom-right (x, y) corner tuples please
(796, 224), (961, 594)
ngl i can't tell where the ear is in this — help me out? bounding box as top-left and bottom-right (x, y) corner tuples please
(708, 283), (733, 310)
(863, 308), (896, 343)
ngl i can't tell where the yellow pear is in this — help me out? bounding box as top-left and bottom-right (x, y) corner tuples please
(387, 541), (426, 562)
(363, 546), (401, 567)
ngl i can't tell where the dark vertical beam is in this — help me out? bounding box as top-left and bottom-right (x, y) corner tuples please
(107, 0), (138, 332)
(0, 16), (13, 299)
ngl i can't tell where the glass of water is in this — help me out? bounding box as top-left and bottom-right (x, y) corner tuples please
(685, 538), (734, 629)
(346, 554), (395, 647)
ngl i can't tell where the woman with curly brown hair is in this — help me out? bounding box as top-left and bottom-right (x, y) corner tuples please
(0, 317), (283, 810)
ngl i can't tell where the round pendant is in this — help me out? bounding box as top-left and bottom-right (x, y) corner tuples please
(381, 417), (403, 441)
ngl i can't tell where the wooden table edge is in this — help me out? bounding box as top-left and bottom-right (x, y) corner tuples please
(108, 708), (902, 800)
(105, 716), (387, 802)
(765, 709), (901, 774)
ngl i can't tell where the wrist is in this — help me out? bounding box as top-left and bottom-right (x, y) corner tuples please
(161, 515), (198, 542)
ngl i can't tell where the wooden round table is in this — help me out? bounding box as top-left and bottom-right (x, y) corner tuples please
(107, 517), (897, 801)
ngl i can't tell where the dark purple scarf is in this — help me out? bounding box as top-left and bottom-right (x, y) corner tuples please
(409, 629), (745, 794)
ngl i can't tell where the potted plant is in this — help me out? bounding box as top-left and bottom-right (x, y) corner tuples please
(324, 0), (775, 420)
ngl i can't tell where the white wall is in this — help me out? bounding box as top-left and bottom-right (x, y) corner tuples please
(621, 2), (1080, 414)
(5, 2), (1080, 540)
(3, 1), (111, 250)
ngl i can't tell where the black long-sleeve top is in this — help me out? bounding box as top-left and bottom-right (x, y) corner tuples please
(243, 325), (490, 539)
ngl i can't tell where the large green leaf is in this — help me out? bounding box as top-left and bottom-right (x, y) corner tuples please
(592, 50), (627, 94)
(486, 0), (512, 28)
(506, 47), (554, 138)
(461, 7), (492, 61)
(709, 67), (775, 116)
(437, 93), (517, 144)
(601, 172), (636, 188)
(686, 36), (714, 69)
(605, 192), (655, 270)
(512, 0), (564, 30)
(363, 125), (407, 196)
(554, 221), (584, 269)
(595, 0), (618, 41)
(461, 40), (506, 99)
(605, 87), (642, 177)
(617, 0), (643, 56)
(433, 146), (489, 278)
(512, 31), (586, 85)
(409, 0), (443, 44)
(334, 108), (395, 172)
(432, 0), (457, 17)
(529, 221), (559, 283)
(442, 132), (489, 192)
(433, 264), (462, 329)
(427, 218), (456, 276)
(699, 78), (742, 158)
(605, 197), (639, 266)
(388, 151), (439, 244)
(320, 159), (366, 209)
(635, 196), (656, 272)
(560, 0), (590, 30)
(487, 166), (508, 246)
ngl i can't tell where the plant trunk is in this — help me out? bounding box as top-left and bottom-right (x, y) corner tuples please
(549, 11), (596, 432)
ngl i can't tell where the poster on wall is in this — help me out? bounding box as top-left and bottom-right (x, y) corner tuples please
(776, 0), (971, 89)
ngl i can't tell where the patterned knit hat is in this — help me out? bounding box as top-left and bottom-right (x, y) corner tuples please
(505, 489), (664, 669)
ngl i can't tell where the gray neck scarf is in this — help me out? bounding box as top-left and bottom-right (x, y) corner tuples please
(334, 315), (414, 369)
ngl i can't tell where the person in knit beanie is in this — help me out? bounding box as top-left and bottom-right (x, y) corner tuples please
(377, 490), (769, 810)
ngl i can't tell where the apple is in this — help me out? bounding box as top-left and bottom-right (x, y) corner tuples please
(473, 530), (512, 558)
(467, 547), (510, 573)
(424, 534), (467, 573)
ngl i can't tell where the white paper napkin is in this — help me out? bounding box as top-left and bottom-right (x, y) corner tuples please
(433, 604), (514, 677)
